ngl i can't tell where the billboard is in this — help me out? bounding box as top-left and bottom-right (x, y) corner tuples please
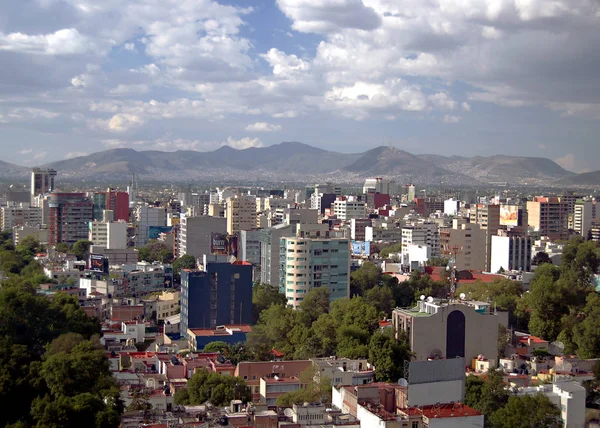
(500, 205), (519, 226)
(89, 254), (109, 274)
(211, 233), (238, 258)
(351, 241), (371, 257)
(147, 226), (173, 240)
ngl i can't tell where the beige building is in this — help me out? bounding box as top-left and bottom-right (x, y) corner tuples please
(527, 197), (569, 241)
(226, 196), (257, 236)
(442, 220), (487, 271)
(393, 299), (508, 366)
(1, 204), (42, 231)
(470, 204), (500, 271)
(573, 199), (595, 238)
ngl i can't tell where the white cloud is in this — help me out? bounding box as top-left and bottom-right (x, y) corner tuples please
(0, 28), (93, 55)
(33, 152), (47, 161)
(123, 42), (136, 52)
(555, 153), (577, 171)
(109, 84), (150, 95)
(245, 122), (282, 132)
(261, 48), (310, 77)
(65, 151), (88, 159)
(429, 93), (457, 110)
(272, 111), (299, 118)
(99, 113), (145, 132)
(537, 143), (547, 150)
(19, 149), (33, 155)
(443, 114), (462, 123)
(224, 136), (263, 149)
(461, 102), (472, 112)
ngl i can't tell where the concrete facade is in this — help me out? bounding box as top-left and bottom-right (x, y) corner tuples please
(177, 215), (226, 259)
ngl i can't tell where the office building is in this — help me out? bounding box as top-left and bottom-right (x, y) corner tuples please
(226, 195), (257, 236)
(441, 220), (487, 271)
(31, 168), (57, 198)
(363, 177), (396, 195)
(527, 197), (569, 241)
(279, 224), (350, 309)
(406, 184), (416, 202)
(88, 220), (128, 250)
(401, 222), (440, 259)
(135, 205), (167, 247)
(47, 193), (93, 246)
(444, 199), (460, 216)
(415, 197), (444, 217)
(1, 204), (42, 231)
(259, 224), (294, 286)
(178, 215), (227, 259)
(12, 224), (48, 246)
(393, 299), (507, 365)
(93, 189), (129, 222)
(285, 208), (319, 226)
(239, 229), (261, 265)
(573, 199), (594, 238)
(490, 235), (533, 273)
(180, 259), (253, 335)
(332, 197), (367, 220)
(350, 218), (372, 241)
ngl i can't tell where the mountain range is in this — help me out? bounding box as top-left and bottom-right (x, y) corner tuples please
(0, 142), (597, 186)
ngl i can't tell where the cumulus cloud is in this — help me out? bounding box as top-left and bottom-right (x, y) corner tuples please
(224, 136), (263, 149)
(65, 151), (88, 159)
(245, 122), (282, 132)
(0, 28), (93, 55)
(109, 84), (150, 96)
(443, 114), (462, 124)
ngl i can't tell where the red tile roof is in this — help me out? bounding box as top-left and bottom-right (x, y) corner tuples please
(271, 348), (285, 358)
(402, 403), (481, 419)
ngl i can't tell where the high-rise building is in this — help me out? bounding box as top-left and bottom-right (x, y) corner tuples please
(239, 230), (262, 265)
(470, 204), (501, 271)
(573, 199), (594, 238)
(135, 205), (167, 247)
(259, 224), (294, 286)
(1, 204), (42, 231)
(363, 177), (396, 195)
(527, 197), (569, 241)
(406, 184), (416, 202)
(180, 259), (253, 335)
(178, 215), (227, 259)
(279, 224), (350, 309)
(332, 197), (366, 220)
(226, 196), (257, 236)
(401, 222), (441, 259)
(31, 168), (57, 198)
(89, 220), (128, 250)
(93, 189), (129, 222)
(441, 220), (487, 271)
(48, 193), (93, 246)
(490, 235), (533, 273)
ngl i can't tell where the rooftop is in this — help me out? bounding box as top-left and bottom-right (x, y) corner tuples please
(401, 403), (481, 419)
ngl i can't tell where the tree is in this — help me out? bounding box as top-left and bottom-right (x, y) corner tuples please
(55, 243), (71, 254)
(379, 243), (402, 259)
(350, 262), (382, 296)
(427, 257), (449, 267)
(186, 370), (250, 406)
(573, 293), (600, 358)
(72, 239), (91, 261)
(527, 264), (569, 341)
(364, 286), (394, 316)
(137, 240), (173, 263)
(202, 341), (230, 354)
(298, 287), (330, 324)
(532, 251), (552, 266)
(489, 394), (562, 428)
(368, 330), (412, 382)
(469, 369), (509, 420)
(252, 282), (287, 323)
(464, 375), (485, 409)
(173, 254), (196, 282)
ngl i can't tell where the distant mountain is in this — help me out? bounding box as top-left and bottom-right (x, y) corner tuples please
(3, 142), (570, 185)
(557, 170), (600, 186)
(418, 153), (574, 183)
(0, 160), (28, 178)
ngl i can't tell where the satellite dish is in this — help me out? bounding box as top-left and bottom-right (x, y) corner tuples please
(459, 293), (466, 300)
(420, 295), (426, 301)
(427, 296), (434, 303)
(398, 378), (409, 387)
(284, 408), (294, 418)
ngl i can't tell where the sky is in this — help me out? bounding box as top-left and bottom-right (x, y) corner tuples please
(0, 0), (599, 172)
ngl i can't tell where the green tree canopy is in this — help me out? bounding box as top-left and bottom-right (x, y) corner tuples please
(252, 282), (287, 323)
(186, 370), (250, 406)
(489, 394), (562, 428)
(72, 239), (91, 261)
(368, 329), (412, 382)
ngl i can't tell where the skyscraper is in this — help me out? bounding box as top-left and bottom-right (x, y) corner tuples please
(226, 195), (257, 236)
(31, 168), (57, 197)
(48, 193), (93, 246)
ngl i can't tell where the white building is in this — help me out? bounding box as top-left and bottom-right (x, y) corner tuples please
(333, 198), (367, 220)
(239, 229), (261, 265)
(1, 204), (42, 231)
(514, 381), (585, 428)
(178, 215), (226, 259)
(402, 222), (440, 259)
(89, 220), (128, 250)
(402, 244), (431, 271)
(365, 226), (403, 242)
(490, 235), (533, 273)
(573, 200), (594, 238)
(363, 178), (396, 195)
(135, 205), (167, 247)
(444, 199), (460, 216)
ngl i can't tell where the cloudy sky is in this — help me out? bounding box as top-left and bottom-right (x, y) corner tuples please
(1, 0), (599, 171)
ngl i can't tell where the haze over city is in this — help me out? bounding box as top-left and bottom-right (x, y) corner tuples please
(1, 0), (599, 172)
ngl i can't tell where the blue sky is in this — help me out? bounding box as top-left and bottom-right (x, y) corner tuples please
(0, 0), (599, 172)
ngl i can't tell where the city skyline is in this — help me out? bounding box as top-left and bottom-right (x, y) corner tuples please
(1, 0), (599, 172)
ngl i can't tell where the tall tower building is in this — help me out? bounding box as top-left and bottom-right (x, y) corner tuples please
(48, 193), (93, 246)
(527, 197), (569, 241)
(31, 168), (57, 198)
(226, 196), (257, 236)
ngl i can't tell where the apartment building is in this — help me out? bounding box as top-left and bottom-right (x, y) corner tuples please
(89, 220), (128, 249)
(401, 222), (440, 259)
(135, 205), (167, 247)
(527, 197), (569, 241)
(470, 203), (501, 271)
(573, 199), (595, 238)
(226, 195), (257, 236)
(31, 168), (56, 197)
(180, 260), (253, 335)
(490, 235), (533, 273)
(279, 224), (350, 309)
(239, 229), (261, 265)
(332, 197), (366, 220)
(259, 224), (294, 286)
(442, 220), (487, 271)
(177, 214), (226, 259)
(48, 193), (94, 246)
(1, 204), (42, 231)
(363, 177), (396, 195)
(93, 189), (129, 222)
